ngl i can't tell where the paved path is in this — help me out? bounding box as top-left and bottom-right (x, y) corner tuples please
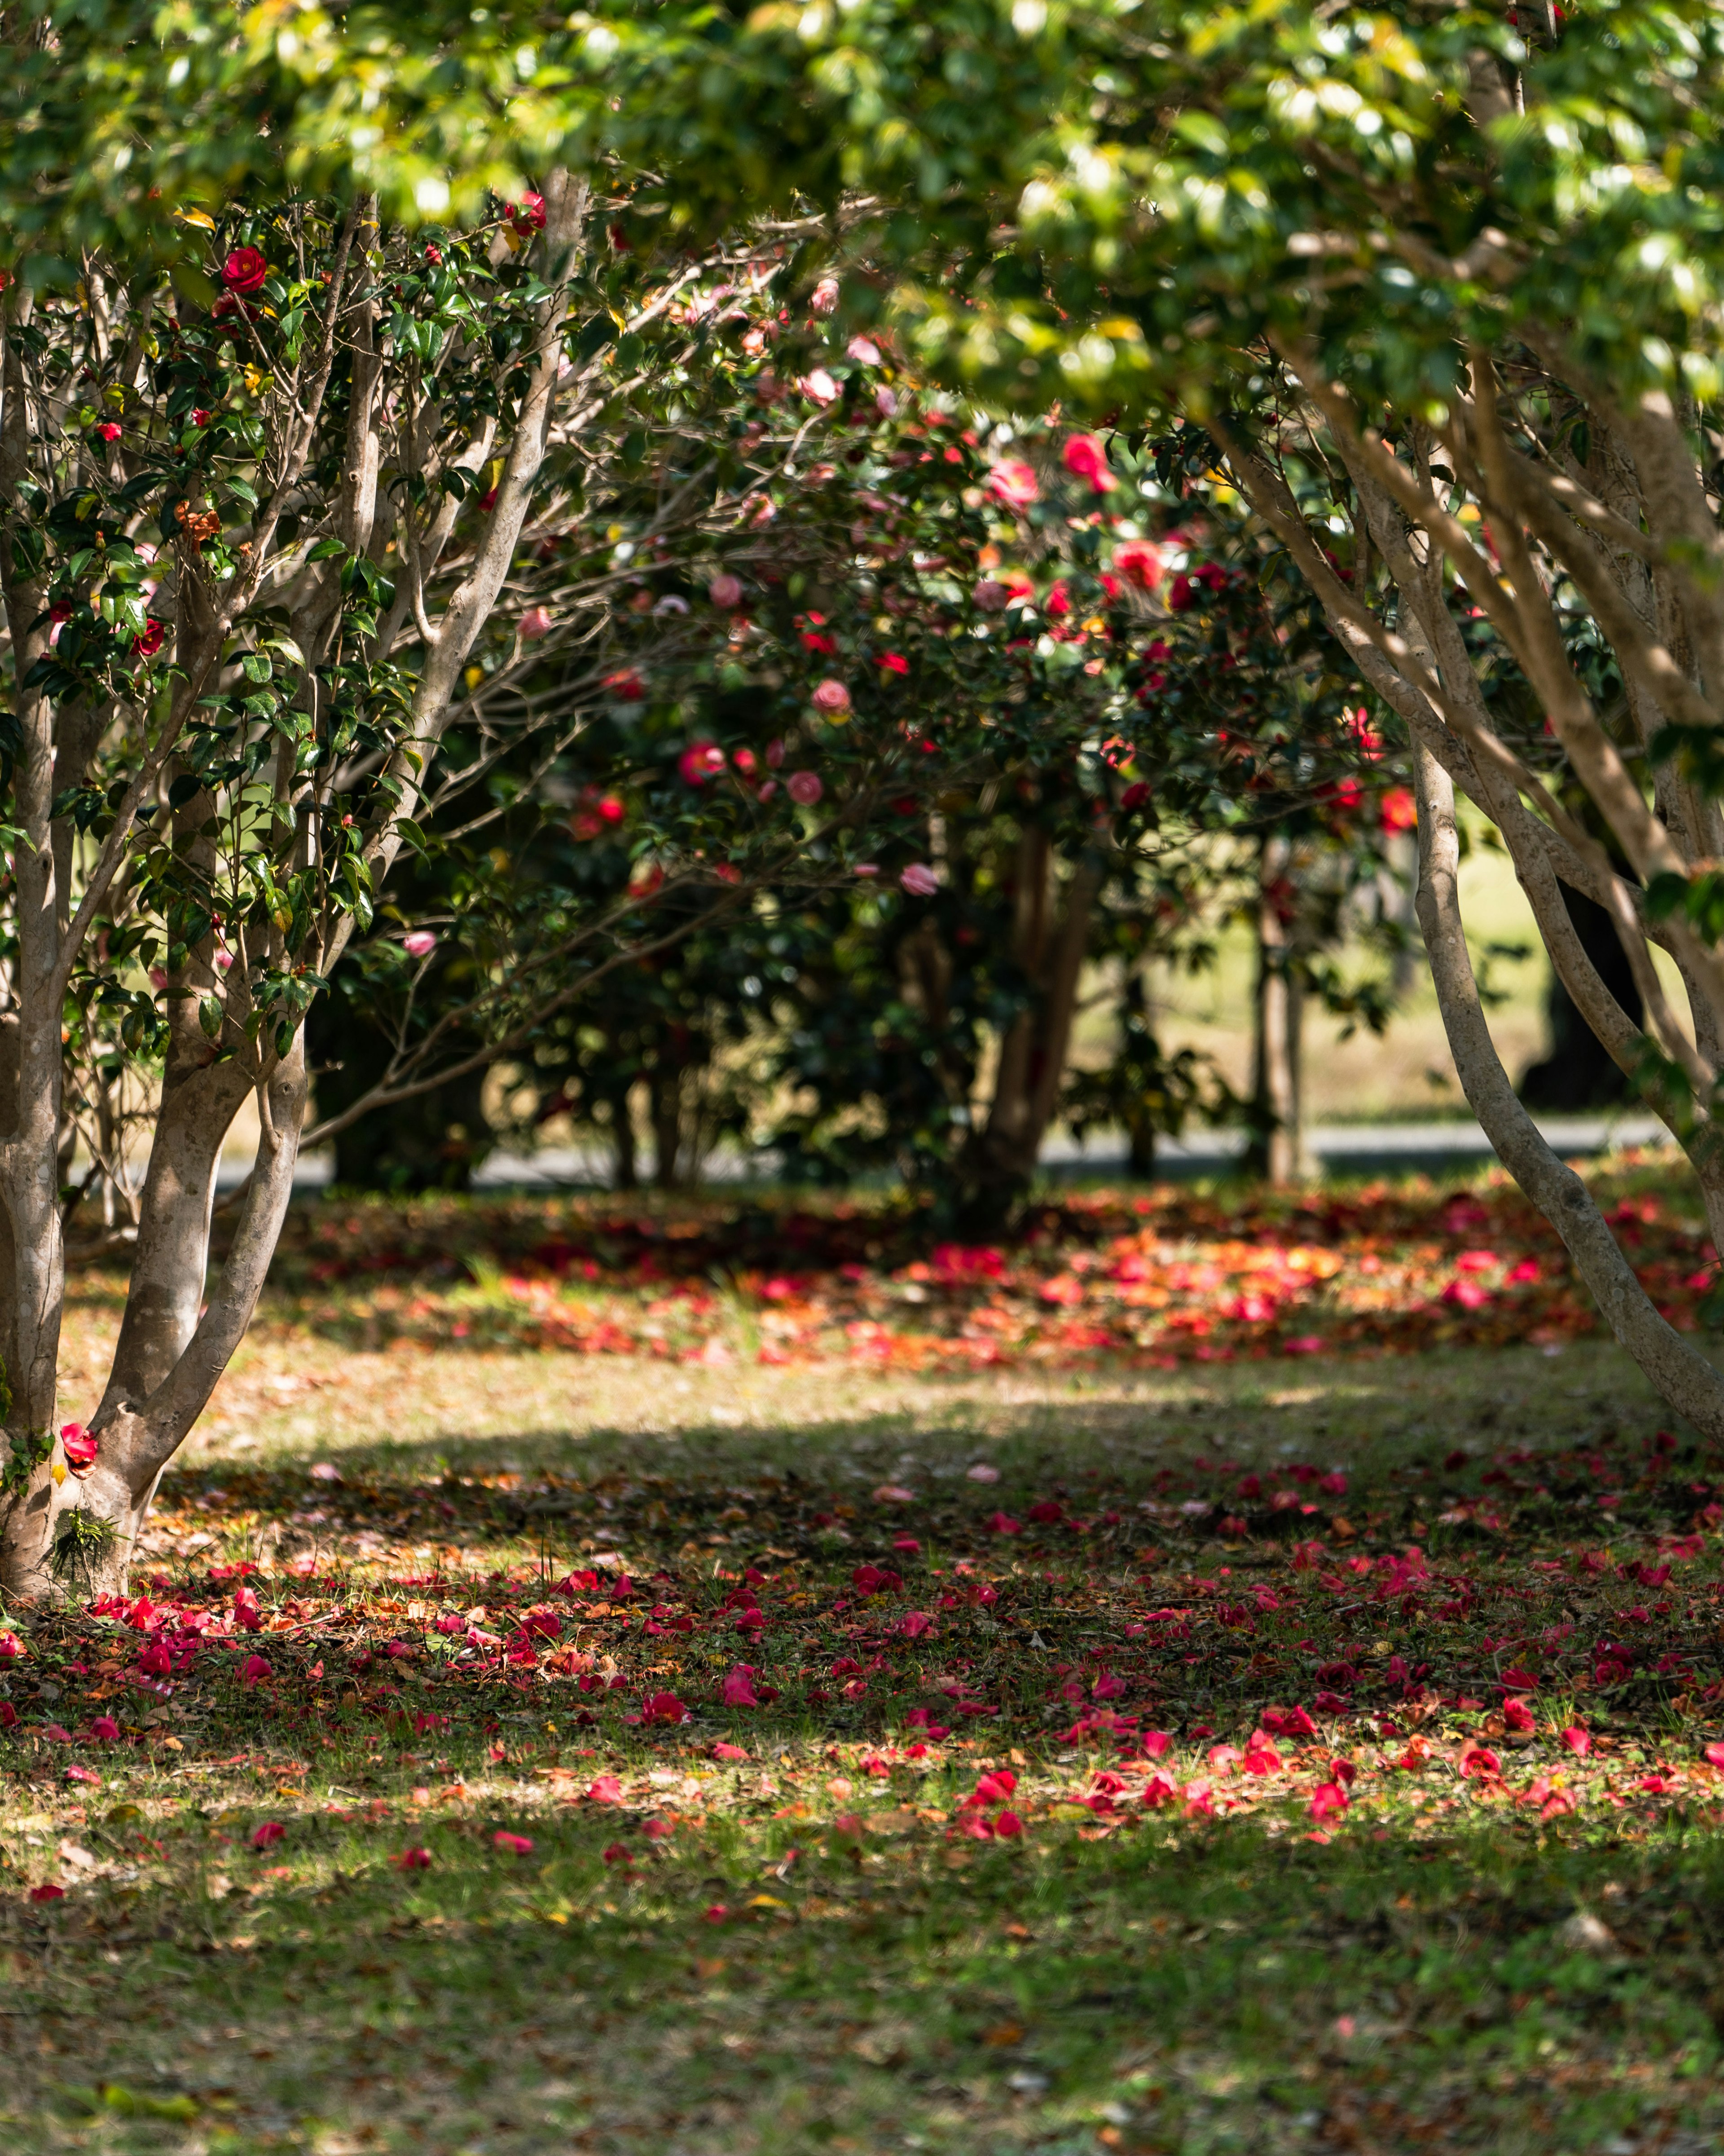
(223, 1112), (1671, 1192)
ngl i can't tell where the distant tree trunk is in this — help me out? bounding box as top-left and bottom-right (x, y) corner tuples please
(1123, 975), (1160, 1178)
(1520, 884), (1644, 1110)
(1248, 834), (1304, 1182)
(960, 831), (1100, 1223)
(651, 1071), (684, 1190)
(611, 1088), (639, 1191)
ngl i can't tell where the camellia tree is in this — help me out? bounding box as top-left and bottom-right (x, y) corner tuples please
(864, 0), (1724, 1436)
(2, 0), (1058, 1593)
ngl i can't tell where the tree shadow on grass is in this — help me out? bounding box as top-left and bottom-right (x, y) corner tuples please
(8, 1790), (1724, 2155)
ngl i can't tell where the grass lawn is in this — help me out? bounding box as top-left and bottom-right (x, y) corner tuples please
(7, 1171), (1724, 2153)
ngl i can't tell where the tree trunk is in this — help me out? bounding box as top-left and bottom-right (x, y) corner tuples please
(1248, 834), (1303, 1182)
(652, 1070), (684, 1190)
(961, 834), (1100, 1222)
(611, 1086), (639, 1192)
(1414, 739), (1724, 1441)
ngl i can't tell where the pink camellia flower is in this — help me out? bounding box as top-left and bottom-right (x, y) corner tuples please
(811, 277), (840, 315)
(1063, 432), (1116, 490)
(60, 1424), (98, 1476)
(95, 421), (121, 443)
(875, 385), (898, 417)
(787, 770), (823, 807)
(722, 1664), (762, 1707)
(847, 334), (881, 365)
(1112, 538), (1163, 591)
(766, 737), (787, 768)
(679, 741), (727, 785)
(900, 863), (939, 898)
(424, 243), (443, 265)
(519, 605), (553, 640)
(507, 193), (547, 235)
(402, 930), (438, 959)
(985, 458), (1039, 510)
(853, 862), (879, 878)
(800, 367), (840, 406)
(708, 572), (744, 610)
(811, 678), (851, 719)
(222, 246), (268, 295)
(87, 1716), (121, 1742)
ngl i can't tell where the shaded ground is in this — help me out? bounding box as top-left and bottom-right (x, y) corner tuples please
(7, 1166), (1724, 2152)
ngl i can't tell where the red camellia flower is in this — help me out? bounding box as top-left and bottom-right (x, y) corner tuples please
(508, 193), (547, 236)
(60, 1424), (98, 1475)
(393, 1846), (433, 1871)
(132, 619), (167, 661)
(1377, 787), (1418, 834)
(640, 1690), (690, 1724)
(1120, 780), (1152, 813)
(95, 421), (122, 443)
(1112, 538), (1163, 591)
(679, 741), (726, 786)
(222, 246), (268, 295)
(1062, 432), (1116, 492)
(250, 1821), (286, 1850)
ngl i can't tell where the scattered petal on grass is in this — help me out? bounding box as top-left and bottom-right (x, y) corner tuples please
(493, 1831), (535, 1855)
(28, 1883), (65, 1903)
(250, 1822), (286, 1850)
(393, 1847), (432, 1871)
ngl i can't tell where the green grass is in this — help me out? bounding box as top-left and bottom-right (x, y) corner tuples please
(9, 1208), (1724, 2152)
